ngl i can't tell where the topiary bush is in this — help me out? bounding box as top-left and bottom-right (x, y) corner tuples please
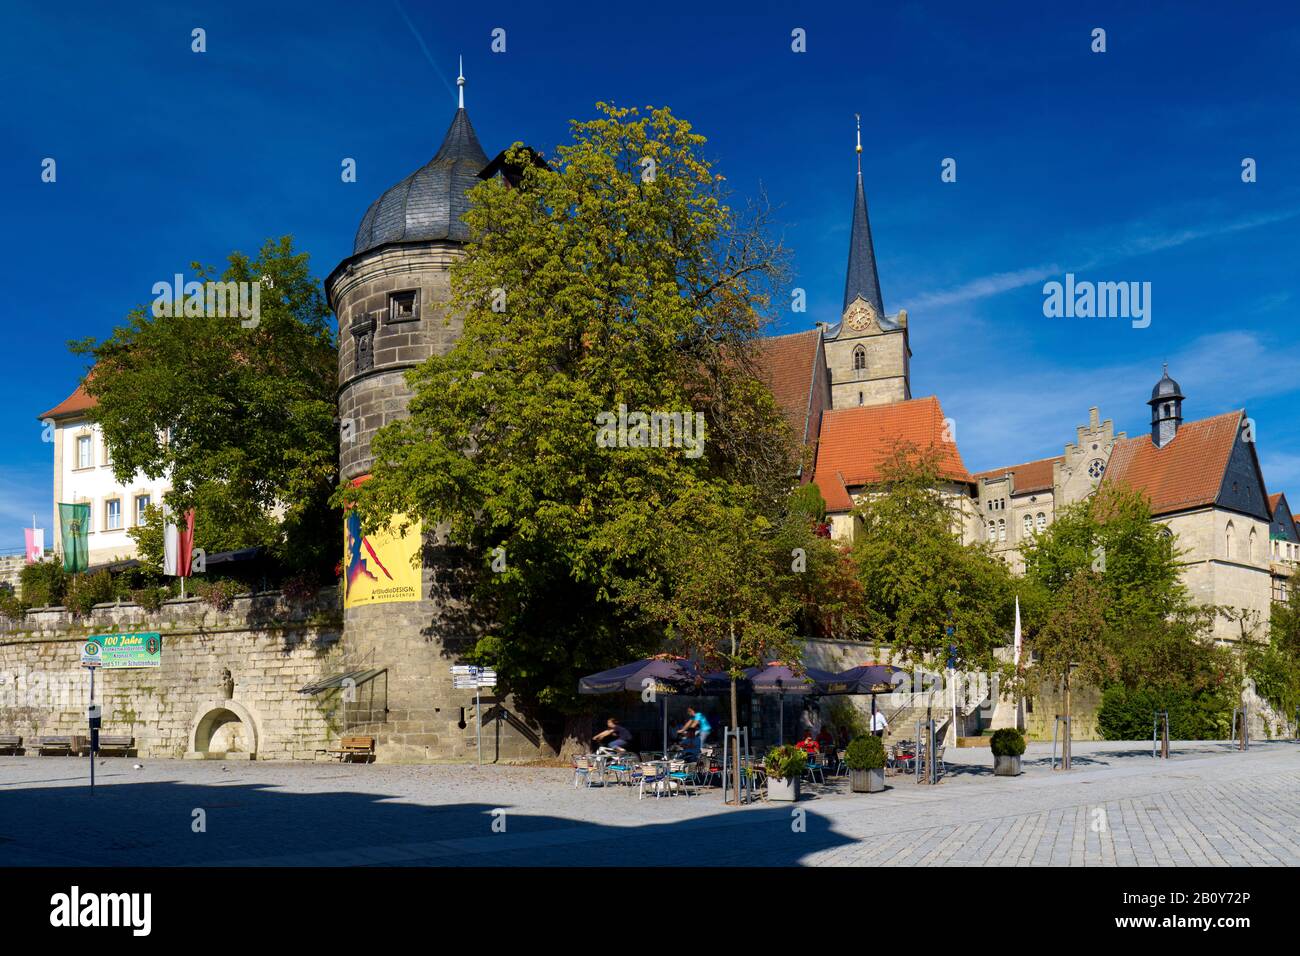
(765, 745), (808, 780)
(844, 734), (886, 770)
(990, 727), (1026, 757)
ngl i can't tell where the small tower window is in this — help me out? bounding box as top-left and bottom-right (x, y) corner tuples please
(1036, 512), (1047, 532)
(388, 290), (419, 323)
(351, 314), (377, 374)
(853, 346), (867, 371)
(1087, 459), (1105, 480)
(858, 391), (864, 405)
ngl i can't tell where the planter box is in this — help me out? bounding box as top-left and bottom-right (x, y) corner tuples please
(850, 768), (885, 793)
(993, 754), (1021, 776)
(767, 775), (800, 802)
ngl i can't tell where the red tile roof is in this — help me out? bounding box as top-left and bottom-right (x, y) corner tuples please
(973, 456), (1062, 494)
(38, 378), (97, 420)
(1102, 410), (1243, 516)
(1268, 493), (1284, 516)
(755, 329), (822, 442)
(812, 396), (972, 512)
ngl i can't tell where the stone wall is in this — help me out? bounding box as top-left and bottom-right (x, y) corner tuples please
(0, 589), (345, 760)
(0, 555), (24, 598)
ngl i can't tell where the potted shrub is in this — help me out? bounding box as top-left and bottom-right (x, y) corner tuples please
(990, 728), (1026, 776)
(845, 734), (886, 792)
(764, 745), (807, 801)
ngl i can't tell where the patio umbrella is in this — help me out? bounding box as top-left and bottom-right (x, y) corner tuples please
(825, 663), (913, 733)
(578, 655), (711, 754)
(731, 662), (837, 745)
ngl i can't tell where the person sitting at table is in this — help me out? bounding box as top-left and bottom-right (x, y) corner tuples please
(593, 717), (632, 753)
(795, 731), (820, 755)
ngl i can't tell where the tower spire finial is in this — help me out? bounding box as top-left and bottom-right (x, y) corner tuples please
(457, 55), (465, 109)
(854, 113), (862, 176)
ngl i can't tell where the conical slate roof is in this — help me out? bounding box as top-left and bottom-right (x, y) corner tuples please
(842, 173), (886, 317)
(352, 108), (490, 256)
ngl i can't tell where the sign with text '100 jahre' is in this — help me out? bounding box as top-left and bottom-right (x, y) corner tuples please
(81, 632), (162, 669)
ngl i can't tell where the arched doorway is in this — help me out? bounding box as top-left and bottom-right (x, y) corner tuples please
(187, 698), (259, 759)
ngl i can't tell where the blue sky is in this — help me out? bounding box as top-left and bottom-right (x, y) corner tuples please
(2, 0), (1298, 545)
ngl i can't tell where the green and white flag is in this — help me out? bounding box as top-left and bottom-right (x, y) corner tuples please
(59, 502), (90, 573)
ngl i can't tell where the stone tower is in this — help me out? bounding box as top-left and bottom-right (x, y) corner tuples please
(822, 116), (911, 409)
(325, 74), (550, 762)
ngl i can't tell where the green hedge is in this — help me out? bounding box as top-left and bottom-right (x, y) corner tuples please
(845, 734), (886, 770)
(990, 727), (1026, 757)
(1096, 684), (1234, 741)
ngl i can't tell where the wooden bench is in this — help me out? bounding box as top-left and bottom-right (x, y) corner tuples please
(37, 735), (86, 756)
(316, 735), (376, 763)
(97, 735), (136, 757)
(0, 735), (23, 755)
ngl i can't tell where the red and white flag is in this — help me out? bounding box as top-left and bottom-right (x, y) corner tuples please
(163, 509), (195, 577)
(24, 527), (44, 564)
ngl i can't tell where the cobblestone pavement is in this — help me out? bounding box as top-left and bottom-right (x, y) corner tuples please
(2, 740), (1298, 866)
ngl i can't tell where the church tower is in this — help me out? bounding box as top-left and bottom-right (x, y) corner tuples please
(823, 115), (912, 409)
(325, 66), (547, 762)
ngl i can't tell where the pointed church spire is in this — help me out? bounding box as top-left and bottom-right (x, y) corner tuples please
(842, 115), (885, 317)
(457, 55), (465, 109)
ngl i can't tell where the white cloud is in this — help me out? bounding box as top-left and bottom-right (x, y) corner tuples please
(902, 205), (1300, 310)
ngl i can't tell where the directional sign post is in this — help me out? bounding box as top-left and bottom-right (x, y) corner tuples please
(451, 665), (498, 765)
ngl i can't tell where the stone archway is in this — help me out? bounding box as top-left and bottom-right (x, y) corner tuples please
(186, 698), (260, 759)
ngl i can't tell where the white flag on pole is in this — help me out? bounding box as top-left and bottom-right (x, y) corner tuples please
(1013, 595), (1022, 668)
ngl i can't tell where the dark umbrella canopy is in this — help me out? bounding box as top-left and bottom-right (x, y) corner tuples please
(825, 663), (911, 696)
(578, 656), (711, 696)
(747, 662), (837, 695)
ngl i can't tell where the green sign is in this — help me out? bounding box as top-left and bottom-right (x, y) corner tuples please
(83, 632), (162, 669)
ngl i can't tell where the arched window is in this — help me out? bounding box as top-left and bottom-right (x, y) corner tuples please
(987, 520), (996, 541)
(1225, 521), (1234, 559)
(998, 519), (1007, 543)
(1036, 512), (1047, 532)
(1023, 514), (1034, 537)
(1248, 528), (1257, 562)
(853, 346), (867, 371)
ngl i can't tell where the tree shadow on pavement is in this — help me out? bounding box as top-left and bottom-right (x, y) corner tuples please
(0, 776), (857, 867)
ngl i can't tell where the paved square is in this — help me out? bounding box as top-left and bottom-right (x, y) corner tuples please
(2, 740), (1298, 866)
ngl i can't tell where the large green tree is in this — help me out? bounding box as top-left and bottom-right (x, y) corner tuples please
(1022, 482), (1234, 743)
(848, 444), (1018, 672)
(71, 237), (338, 574)
(341, 105), (802, 719)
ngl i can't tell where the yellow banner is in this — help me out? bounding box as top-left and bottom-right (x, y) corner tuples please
(343, 507), (421, 608)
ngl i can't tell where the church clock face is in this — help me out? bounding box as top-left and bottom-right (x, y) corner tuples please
(844, 299), (877, 332)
